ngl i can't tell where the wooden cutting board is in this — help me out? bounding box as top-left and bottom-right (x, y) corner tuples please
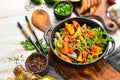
(48, 51), (120, 80)
(73, 0), (118, 34)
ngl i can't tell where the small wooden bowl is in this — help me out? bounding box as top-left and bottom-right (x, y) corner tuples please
(53, 1), (73, 20)
(25, 52), (49, 76)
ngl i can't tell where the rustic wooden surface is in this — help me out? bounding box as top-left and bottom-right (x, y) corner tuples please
(73, 0), (118, 34)
(31, 9), (52, 32)
(49, 51), (120, 80)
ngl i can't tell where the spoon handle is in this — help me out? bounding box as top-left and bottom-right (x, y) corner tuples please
(25, 16), (35, 32)
(17, 22), (30, 38)
(25, 16), (46, 54)
(17, 22), (42, 53)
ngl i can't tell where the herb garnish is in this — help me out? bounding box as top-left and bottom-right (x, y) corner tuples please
(21, 38), (49, 54)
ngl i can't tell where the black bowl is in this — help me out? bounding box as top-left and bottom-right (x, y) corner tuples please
(25, 52), (48, 76)
(44, 16), (115, 66)
(53, 1), (73, 20)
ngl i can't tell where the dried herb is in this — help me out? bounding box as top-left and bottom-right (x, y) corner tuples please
(8, 55), (24, 64)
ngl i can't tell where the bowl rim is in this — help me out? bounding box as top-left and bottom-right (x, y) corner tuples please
(25, 52), (49, 74)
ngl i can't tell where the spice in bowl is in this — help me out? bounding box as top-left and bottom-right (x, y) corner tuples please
(25, 52), (48, 76)
(54, 1), (73, 20)
(28, 56), (46, 72)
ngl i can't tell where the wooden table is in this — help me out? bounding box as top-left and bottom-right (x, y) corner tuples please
(0, 0), (120, 80)
(49, 51), (120, 80)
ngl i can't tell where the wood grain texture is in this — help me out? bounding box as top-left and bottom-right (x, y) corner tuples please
(73, 0), (118, 34)
(49, 51), (120, 80)
(32, 9), (52, 32)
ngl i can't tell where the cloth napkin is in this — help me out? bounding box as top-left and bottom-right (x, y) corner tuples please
(106, 45), (120, 72)
(47, 66), (64, 80)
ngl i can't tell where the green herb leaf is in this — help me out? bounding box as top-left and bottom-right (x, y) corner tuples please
(21, 40), (35, 50)
(35, 38), (49, 54)
(31, 0), (42, 5)
(44, 0), (60, 5)
(21, 38), (49, 54)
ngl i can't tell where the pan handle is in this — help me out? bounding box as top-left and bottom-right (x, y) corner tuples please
(44, 27), (53, 45)
(104, 37), (115, 57)
(81, 15), (118, 34)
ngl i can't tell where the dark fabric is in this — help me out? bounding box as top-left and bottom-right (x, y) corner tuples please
(47, 66), (64, 80)
(106, 46), (120, 72)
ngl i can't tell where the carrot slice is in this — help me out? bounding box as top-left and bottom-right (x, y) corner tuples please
(61, 42), (69, 54)
(69, 48), (74, 53)
(58, 53), (71, 62)
(72, 20), (81, 30)
(82, 49), (88, 63)
(55, 48), (71, 62)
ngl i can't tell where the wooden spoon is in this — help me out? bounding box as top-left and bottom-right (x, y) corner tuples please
(31, 9), (52, 32)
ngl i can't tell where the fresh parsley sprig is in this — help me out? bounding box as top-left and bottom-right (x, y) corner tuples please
(21, 38), (49, 54)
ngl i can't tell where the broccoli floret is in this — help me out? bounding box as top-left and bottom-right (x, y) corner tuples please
(44, 0), (60, 5)
(31, 0), (42, 5)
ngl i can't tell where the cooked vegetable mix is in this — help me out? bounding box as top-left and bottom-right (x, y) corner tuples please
(53, 20), (114, 64)
(54, 2), (72, 15)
